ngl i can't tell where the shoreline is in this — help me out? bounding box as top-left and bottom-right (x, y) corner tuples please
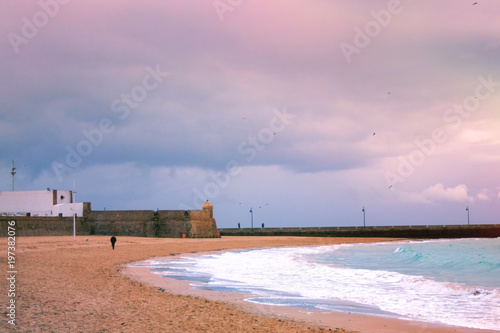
(3, 235), (498, 332)
(124, 242), (497, 333)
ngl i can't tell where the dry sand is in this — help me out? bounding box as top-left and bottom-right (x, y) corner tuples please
(0, 235), (496, 332)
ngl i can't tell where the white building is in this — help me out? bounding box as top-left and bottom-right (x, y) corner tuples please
(0, 189), (83, 217)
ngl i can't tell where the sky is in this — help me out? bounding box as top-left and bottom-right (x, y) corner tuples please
(1, 0), (499, 228)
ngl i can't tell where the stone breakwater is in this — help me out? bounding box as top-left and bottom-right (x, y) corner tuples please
(219, 224), (500, 238)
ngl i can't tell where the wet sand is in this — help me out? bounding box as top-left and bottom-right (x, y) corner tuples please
(1, 236), (496, 332)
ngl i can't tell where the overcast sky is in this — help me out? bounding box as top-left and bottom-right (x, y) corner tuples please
(1, 0), (499, 228)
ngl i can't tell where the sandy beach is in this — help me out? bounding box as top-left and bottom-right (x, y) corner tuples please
(1, 236), (497, 333)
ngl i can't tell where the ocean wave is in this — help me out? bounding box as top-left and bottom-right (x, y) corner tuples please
(135, 240), (500, 330)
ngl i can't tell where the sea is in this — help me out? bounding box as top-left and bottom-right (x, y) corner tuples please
(133, 238), (500, 330)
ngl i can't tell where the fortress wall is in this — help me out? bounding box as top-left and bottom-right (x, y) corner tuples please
(0, 216), (91, 237)
(157, 210), (188, 219)
(88, 210), (155, 220)
(2, 213), (498, 239)
(87, 210), (156, 236)
(0, 208), (220, 238)
(156, 218), (191, 238)
(189, 209), (219, 238)
(155, 210), (191, 238)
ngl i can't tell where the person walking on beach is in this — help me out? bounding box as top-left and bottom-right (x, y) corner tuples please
(110, 235), (117, 250)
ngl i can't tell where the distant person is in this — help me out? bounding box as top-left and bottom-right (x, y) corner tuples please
(238, 222), (240, 229)
(262, 223), (264, 228)
(110, 235), (117, 250)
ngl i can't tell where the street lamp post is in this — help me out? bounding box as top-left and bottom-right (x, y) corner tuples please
(73, 180), (77, 240)
(249, 207), (253, 229)
(466, 206), (470, 225)
(362, 207), (366, 227)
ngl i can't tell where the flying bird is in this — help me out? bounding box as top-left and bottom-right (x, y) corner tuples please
(389, 185), (393, 189)
(473, 2), (478, 4)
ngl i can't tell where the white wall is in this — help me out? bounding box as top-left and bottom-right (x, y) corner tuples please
(0, 190), (79, 217)
(53, 203), (83, 217)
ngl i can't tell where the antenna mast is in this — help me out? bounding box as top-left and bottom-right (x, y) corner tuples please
(11, 160), (16, 191)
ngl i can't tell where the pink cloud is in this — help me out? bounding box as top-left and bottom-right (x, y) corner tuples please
(401, 183), (474, 204)
(477, 190), (491, 201)
(422, 183), (472, 202)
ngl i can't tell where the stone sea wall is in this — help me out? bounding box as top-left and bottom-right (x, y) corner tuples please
(0, 208), (219, 238)
(219, 224), (500, 238)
